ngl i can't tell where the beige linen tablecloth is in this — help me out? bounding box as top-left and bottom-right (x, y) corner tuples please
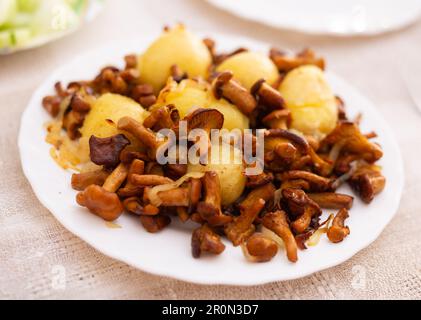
(1, 0), (420, 299)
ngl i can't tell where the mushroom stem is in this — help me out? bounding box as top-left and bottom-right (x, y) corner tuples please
(262, 210), (298, 263)
(307, 193), (353, 210)
(117, 117), (164, 157)
(130, 174), (174, 187)
(243, 233), (278, 262)
(282, 188), (321, 234)
(71, 169), (110, 191)
(197, 171), (232, 226)
(118, 159), (145, 197)
(144, 186), (190, 207)
(348, 165), (386, 203)
(102, 163), (129, 193)
(213, 71), (257, 115)
(225, 183), (275, 246)
(123, 197), (145, 215)
(188, 178), (202, 214)
(277, 170), (332, 192)
(251, 79), (285, 110)
(327, 208), (350, 243)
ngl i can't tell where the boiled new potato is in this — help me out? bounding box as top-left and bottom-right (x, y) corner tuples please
(279, 65), (337, 139)
(208, 98), (249, 131)
(216, 51), (279, 90)
(153, 79), (210, 118)
(188, 142), (246, 206)
(139, 25), (211, 93)
(154, 79), (249, 131)
(80, 93), (149, 139)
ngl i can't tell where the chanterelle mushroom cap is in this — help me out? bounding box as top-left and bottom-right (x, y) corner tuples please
(282, 188), (321, 217)
(183, 108), (224, 132)
(265, 129), (310, 154)
(321, 122), (383, 162)
(251, 79), (286, 110)
(212, 71), (257, 115)
(269, 48), (325, 72)
(243, 233), (278, 262)
(191, 224), (226, 258)
(348, 164), (386, 203)
(76, 185), (123, 221)
(213, 71), (233, 99)
(281, 188), (322, 234)
(89, 134), (130, 168)
(262, 109), (291, 129)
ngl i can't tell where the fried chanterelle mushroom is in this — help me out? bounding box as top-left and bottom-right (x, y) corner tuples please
(42, 25), (386, 264)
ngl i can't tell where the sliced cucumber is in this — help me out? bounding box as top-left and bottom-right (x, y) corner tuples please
(65, 0), (86, 14)
(3, 12), (32, 28)
(0, 0), (18, 27)
(12, 27), (32, 46)
(0, 0), (85, 49)
(17, 0), (40, 12)
(0, 30), (13, 47)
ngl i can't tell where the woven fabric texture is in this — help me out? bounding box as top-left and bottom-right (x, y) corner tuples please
(1, 0), (420, 299)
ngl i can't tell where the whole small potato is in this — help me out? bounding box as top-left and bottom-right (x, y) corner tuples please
(208, 98), (249, 131)
(279, 65), (337, 139)
(139, 25), (212, 93)
(80, 93), (149, 140)
(216, 51), (279, 90)
(188, 142), (246, 206)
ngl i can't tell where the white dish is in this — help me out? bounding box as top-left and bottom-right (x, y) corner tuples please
(18, 34), (404, 285)
(206, 0), (421, 36)
(0, 0), (104, 55)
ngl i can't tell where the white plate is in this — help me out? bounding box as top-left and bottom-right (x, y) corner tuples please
(18, 34), (404, 285)
(207, 0), (421, 36)
(0, 0), (104, 55)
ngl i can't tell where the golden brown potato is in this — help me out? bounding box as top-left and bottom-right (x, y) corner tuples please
(80, 93), (149, 140)
(216, 51), (279, 90)
(188, 142), (246, 206)
(139, 25), (212, 93)
(279, 65), (337, 139)
(208, 98), (249, 131)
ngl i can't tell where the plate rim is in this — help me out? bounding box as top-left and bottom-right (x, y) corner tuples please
(18, 37), (404, 286)
(205, 0), (421, 37)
